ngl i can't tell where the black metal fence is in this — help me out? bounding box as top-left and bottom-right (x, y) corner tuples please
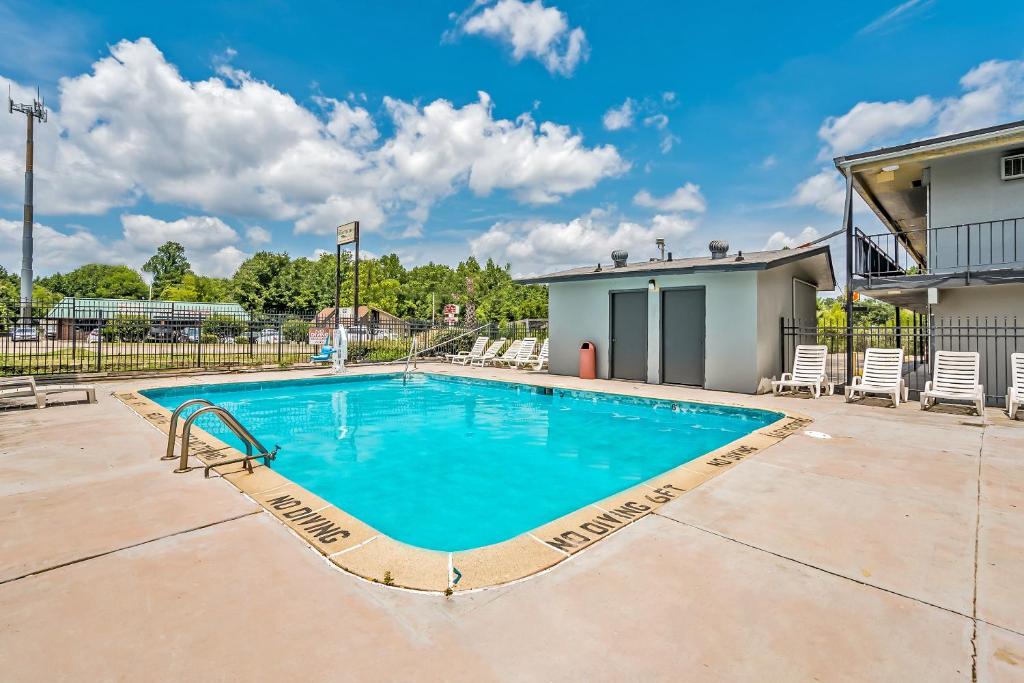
(782, 316), (1023, 407)
(0, 297), (547, 377)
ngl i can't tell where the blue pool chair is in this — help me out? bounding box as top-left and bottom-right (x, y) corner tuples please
(310, 344), (335, 363)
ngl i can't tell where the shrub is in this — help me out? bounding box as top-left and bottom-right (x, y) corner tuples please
(281, 318), (309, 343)
(234, 335), (249, 344)
(103, 314), (151, 342)
(201, 314), (246, 339)
(200, 333), (219, 344)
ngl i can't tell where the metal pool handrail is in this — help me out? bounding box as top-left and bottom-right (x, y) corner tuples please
(168, 401), (279, 477)
(163, 398), (215, 461)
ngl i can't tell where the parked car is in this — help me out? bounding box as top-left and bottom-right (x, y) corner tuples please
(179, 327), (199, 343)
(255, 329), (280, 344)
(87, 329), (100, 344)
(11, 326), (39, 342)
(148, 324), (177, 343)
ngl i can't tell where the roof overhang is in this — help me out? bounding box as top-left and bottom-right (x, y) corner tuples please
(517, 245), (836, 291)
(833, 119), (1024, 266)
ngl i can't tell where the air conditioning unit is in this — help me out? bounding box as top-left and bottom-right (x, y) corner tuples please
(1002, 153), (1024, 180)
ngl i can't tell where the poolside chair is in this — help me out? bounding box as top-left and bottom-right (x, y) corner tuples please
(495, 338), (535, 368)
(845, 347), (908, 407)
(1005, 352), (1022, 420)
(0, 376), (96, 408)
(479, 339), (523, 367)
(447, 336), (488, 364)
(469, 339), (508, 367)
(920, 350), (984, 415)
(772, 345), (833, 398)
(310, 344), (335, 363)
(512, 338), (548, 370)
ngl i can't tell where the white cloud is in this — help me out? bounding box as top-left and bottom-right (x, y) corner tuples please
(763, 226), (820, 251)
(661, 91), (677, 104)
(0, 218), (106, 273)
(760, 155), (777, 169)
(118, 214), (247, 277)
(0, 38), (624, 240)
(454, 0), (589, 77)
(793, 57), (1024, 216)
(791, 169), (847, 214)
(633, 183), (706, 213)
(937, 60), (1024, 134)
(659, 134), (680, 154)
(859, 0), (934, 36)
(602, 98), (634, 131)
(817, 58), (1024, 160)
(643, 113), (669, 130)
(0, 213), (251, 277)
(469, 208), (699, 275)
(817, 96), (936, 159)
(245, 226), (272, 245)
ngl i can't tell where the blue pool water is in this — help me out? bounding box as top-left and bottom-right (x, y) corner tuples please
(144, 374), (780, 551)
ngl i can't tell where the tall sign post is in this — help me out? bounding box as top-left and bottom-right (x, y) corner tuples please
(9, 88), (47, 323)
(335, 221), (360, 326)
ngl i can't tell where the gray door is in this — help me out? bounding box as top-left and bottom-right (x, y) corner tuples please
(661, 288), (705, 386)
(610, 291), (647, 381)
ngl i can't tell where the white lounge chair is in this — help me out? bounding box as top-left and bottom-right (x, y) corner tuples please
(496, 337), (536, 368)
(0, 376), (97, 408)
(468, 339), (507, 367)
(920, 350), (984, 415)
(1006, 352), (1022, 420)
(449, 336), (489, 365)
(513, 338), (548, 370)
(772, 345), (833, 398)
(845, 347), (908, 407)
(481, 339), (523, 367)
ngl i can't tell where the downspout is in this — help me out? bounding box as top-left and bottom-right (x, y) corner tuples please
(843, 168), (855, 387)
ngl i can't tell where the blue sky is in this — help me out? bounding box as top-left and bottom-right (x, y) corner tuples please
(1, 0), (1022, 280)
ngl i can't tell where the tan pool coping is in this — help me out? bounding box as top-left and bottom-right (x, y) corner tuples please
(115, 371), (812, 593)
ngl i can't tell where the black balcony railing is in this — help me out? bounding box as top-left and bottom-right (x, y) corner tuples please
(854, 216), (1024, 279)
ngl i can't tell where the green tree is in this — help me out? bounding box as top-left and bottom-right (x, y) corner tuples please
(38, 264), (148, 299)
(143, 242), (192, 297)
(160, 274), (233, 302)
(230, 251), (292, 311)
(201, 314), (246, 339)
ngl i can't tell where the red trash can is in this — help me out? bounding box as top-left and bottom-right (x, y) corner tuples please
(579, 341), (596, 379)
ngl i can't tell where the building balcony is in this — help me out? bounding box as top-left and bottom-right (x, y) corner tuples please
(854, 216), (1024, 288)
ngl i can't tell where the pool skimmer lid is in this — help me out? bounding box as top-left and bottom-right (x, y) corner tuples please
(804, 430), (832, 440)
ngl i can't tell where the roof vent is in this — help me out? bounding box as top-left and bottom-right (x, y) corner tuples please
(611, 250), (628, 268)
(708, 240), (729, 260)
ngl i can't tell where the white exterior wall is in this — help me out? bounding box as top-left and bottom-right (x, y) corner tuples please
(547, 271), (761, 393)
(932, 282), (1024, 320)
(755, 263), (822, 383)
(928, 149), (1024, 269)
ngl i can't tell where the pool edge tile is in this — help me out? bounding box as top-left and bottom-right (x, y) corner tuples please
(331, 536), (450, 592)
(451, 535), (564, 591)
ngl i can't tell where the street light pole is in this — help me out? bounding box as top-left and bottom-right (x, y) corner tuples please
(9, 88), (47, 323)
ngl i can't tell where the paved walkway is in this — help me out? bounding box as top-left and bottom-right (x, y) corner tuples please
(1, 365), (1022, 681)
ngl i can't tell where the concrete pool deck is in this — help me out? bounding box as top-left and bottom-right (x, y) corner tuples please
(1, 364), (1023, 680)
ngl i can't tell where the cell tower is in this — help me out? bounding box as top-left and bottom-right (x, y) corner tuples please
(8, 86), (48, 322)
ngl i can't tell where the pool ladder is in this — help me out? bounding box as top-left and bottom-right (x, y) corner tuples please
(403, 337), (418, 385)
(164, 399), (279, 477)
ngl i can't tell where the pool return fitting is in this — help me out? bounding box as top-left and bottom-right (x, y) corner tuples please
(164, 398), (279, 477)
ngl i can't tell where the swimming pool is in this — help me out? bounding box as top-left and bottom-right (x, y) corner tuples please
(144, 373), (783, 552)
